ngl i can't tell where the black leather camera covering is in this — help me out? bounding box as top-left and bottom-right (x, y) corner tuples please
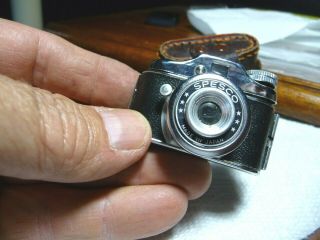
(130, 71), (275, 172)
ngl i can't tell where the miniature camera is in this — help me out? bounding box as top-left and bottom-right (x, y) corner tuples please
(130, 54), (278, 173)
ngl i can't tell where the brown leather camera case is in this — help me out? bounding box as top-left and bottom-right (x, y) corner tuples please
(48, 8), (320, 126)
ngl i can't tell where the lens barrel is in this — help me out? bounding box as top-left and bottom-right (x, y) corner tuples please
(185, 88), (236, 138)
(164, 73), (249, 158)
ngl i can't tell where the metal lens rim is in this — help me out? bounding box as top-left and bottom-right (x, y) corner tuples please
(185, 88), (235, 138)
(166, 73), (249, 158)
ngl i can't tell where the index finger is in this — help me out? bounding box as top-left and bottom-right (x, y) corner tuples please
(0, 18), (139, 107)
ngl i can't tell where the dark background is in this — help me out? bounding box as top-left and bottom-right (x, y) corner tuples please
(1, 0), (320, 25)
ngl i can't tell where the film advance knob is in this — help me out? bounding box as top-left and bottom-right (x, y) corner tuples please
(246, 69), (278, 88)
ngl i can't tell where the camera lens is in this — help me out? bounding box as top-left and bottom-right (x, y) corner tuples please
(197, 102), (222, 125)
(166, 74), (249, 159)
(185, 88), (235, 138)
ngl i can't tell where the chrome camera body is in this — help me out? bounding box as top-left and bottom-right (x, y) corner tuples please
(130, 54), (278, 173)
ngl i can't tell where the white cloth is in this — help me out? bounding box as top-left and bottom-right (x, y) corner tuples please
(150, 118), (320, 240)
(187, 7), (320, 83)
(187, 8), (313, 44)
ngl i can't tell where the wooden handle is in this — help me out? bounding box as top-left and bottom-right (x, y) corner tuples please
(47, 8), (320, 126)
(276, 74), (320, 126)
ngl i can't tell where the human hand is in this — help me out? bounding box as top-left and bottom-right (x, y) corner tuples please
(0, 19), (212, 239)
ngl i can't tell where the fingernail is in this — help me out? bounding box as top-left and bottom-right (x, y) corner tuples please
(97, 109), (150, 150)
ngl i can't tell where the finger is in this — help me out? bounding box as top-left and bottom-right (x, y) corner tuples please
(0, 18), (138, 107)
(2, 146), (212, 200)
(0, 75), (151, 182)
(83, 146), (212, 200)
(0, 184), (188, 240)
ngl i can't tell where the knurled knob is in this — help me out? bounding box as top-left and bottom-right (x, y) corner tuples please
(246, 70), (278, 88)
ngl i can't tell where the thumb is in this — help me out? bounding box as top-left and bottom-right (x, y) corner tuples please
(0, 75), (151, 182)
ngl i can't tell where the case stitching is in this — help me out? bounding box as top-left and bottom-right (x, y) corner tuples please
(160, 35), (258, 61)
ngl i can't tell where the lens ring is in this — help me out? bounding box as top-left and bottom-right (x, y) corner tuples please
(185, 88), (235, 138)
(166, 73), (249, 158)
